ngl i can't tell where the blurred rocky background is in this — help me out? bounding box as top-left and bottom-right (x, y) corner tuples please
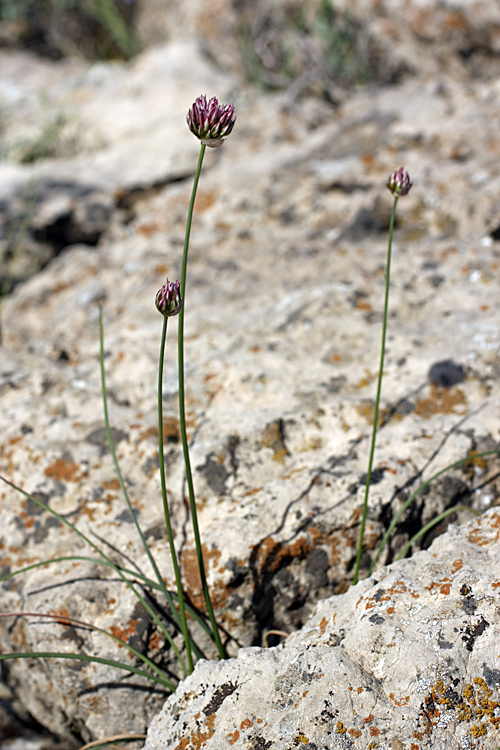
(1, 1), (500, 748)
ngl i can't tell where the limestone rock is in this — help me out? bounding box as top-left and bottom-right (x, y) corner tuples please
(1, 25), (500, 750)
(144, 508), (500, 750)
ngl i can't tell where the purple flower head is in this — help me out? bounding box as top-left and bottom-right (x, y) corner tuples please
(187, 95), (236, 148)
(155, 279), (183, 317)
(386, 167), (413, 196)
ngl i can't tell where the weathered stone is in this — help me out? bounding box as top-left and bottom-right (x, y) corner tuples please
(144, 509), (500, 750)
(1, 17), (500, 750)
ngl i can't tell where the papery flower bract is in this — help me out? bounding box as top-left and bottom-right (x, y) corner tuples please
(155, 279), (183, 317)
(187, 95), (236, 148)
(386, 167), (412, 196)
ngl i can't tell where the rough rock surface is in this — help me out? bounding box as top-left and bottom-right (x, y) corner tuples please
(144, 509), (500, 750)
(1, 5), (500, 748)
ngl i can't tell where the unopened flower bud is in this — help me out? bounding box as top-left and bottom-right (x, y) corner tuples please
(386, 167), (412, 196)
(155, 279), (182, 317)
(187, 95), (236, 148)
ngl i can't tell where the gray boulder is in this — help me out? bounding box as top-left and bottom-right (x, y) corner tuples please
(144, 508), (500, 750)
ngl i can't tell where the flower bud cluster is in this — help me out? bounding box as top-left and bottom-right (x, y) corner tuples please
(155, 279), (182, 317)
(187, 95), (236, 148)
(386, 167), (412, 196)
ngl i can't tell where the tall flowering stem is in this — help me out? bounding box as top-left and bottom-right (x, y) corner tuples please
(352, 169), (412, 586)
(156, 280), (194, 672)
(177, 143), (226, 660)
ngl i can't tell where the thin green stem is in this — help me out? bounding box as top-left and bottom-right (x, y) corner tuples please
(178, 143), (225, 659)
(353, 196), (398, 585)
(98, 307), (188, 673)
(367, 449), (500, 575)
(158, 315), (194, 672)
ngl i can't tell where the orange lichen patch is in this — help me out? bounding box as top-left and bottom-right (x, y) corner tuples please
(148, 631), (162, 652)
(426, 578), (452, 595)
(228, 730), (239, 744)
(370, 727), (380, 737)
(260, 421), (288, 463)
(102, 478), (120, 491)
(362, 580), (418, 611)
(49, 608), (71, 629)
(44, 457), (80, 482)
(250, 524), (347, 577)
(492, 580), (500, 590)
(336, 722), (347, 734)
(109, 619), (139, 646)
(450, 559), (463, 574)
(356, 401), (391, 426)
(240, 719), (253, 730)
(181, 545), (229, 610)
(195, 189), (217, 212)
(319, 616), (328, 635)
(467, 526), (498, 547)
(414, 384), (466, 419)
(389, 693), (410, 707)
(78, 499), (97, 522)
(140, 416), (180, 443)
(349, 728), (362, 738)
(18, 512), (35, 529)
(174, 714), (216, 750)
(139, 222), (160, 237)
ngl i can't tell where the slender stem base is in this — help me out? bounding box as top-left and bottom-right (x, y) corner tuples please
(178, 144), (225, 659)
(158, 316), (194, 673)
(353, 196), (398, 585)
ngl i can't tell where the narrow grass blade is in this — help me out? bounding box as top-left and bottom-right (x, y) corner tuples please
(394, 505), (480, 562)
(0, 556), (214, 643)
(0, 651), (168, 685)
(368, 449), (500, 576)
(79, 735), (146, 750)
(0, 474), (186, 673)
(0, 612), (175, 689)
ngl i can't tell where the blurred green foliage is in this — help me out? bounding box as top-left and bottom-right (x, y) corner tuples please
(236, 0), (376, 99)
(0, 0), (138, 60)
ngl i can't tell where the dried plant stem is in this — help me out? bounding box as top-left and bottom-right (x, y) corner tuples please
(353, 196), (398, 585)
(178, 143), (225, 659)
(158, 316), (194, 672)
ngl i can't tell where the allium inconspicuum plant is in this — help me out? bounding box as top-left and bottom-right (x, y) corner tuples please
(352, 168), (413, 585)
(174, 95), (236, 662)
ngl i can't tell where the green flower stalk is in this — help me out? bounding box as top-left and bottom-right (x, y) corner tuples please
(177, 95), (236, 660)
(155, 279), (194, 671)
(353, 167), (413, 586)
